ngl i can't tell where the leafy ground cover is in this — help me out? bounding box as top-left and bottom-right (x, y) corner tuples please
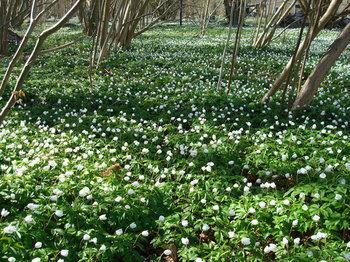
(0, 25), (349, 261)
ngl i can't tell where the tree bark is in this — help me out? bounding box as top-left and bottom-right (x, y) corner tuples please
(0, 0), (83, 126)
(0, 0), (60, 96)
(226, 0), (246, 94)
(224, 0), (239, 25)
(292, 22), (350, 109)
(0, 0), (9, 56)
(180, 0), (183, 26)
(200, 0), (211, 36)
(217, 0), (235, 90)
(261, 0), (343, 103)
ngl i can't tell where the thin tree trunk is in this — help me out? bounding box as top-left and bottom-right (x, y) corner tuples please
(0, 0), (59, 97)
(180, 0), (183, 26)
(217, 0), (235, 90)
(0, 0), (83, 126)
(262, 0), (343, 103)
(200, 0), (211, 36)
(0, 0), (9, 56)
(292, 22), (350, 109)
(296, 0), (323, 94)
(226, 0), (246, 94)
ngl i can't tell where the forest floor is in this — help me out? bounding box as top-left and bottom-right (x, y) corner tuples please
(0, 25), (350, 261)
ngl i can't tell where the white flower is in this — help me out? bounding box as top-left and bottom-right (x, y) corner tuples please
(311, 231), (327, 241)
(100, 244), (106, 251)
(27, 203), (39, 210)
(130, 222), (137, 229)
(79, 187), (91, 197)
(258, 202), (266, 208)
(159, 215), (165, 222)
(283, 199), (290, 205)
(83, 234), (90, 241)
(99, 214), (107, 221)
(228, 231), (235, 238)
(115, 196), (123, 202)
(202, 224), (210, 231)
(90, 237), (97, 244)
(141, 148), (149, 154)
(8, 257), (16, 262)
(115, 229), (123, 235)
(251, 219), (258, 225)
(164, 249), (172, 256)
(195, 258), (203, 262)
(297, 168), (307, 175)
(313, 193), (320, 199)
(345, 163), (350, 171)
(212, 205), (219, 211)
(24, 215), (33, 223)
(181, 220), (188, 227)
(3, 225), (17, 234)
(141, 230), (149, 237)
(312, 215), (320, 222)
(190, 179), (199, 186)
(181, 237), (189, 245)
(293, 238), (300, 245)
(229, 209), (235, 216)
(248, 208), (256, 213)
(335, 194), (342, 200)
(282, 237), (289, 246)
(264, 243), (277, 253)
(292, 219), (298, 226)
(34, 242), (42, 248)
(241, 237), (251, 245)
(55, 210), (64, 217)
(1, 208), (10, 218)
(60, 250), (69, 257)
(31, 258), (40, 262)
(319, 173), (326, 179)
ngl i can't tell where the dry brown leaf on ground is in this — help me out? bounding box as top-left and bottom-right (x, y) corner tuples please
(100, 163), (122, 177)
(163, 244), (178, 262)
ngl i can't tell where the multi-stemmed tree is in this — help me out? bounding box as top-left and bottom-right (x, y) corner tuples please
(0, 0), (33, 56)
(262, 0), (350, 108)
(0, 0), (84, 125)
(83, 0), (177, 67)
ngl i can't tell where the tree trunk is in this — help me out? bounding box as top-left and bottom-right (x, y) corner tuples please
(292, 22), (350, 109)
(217, 0), (235, 89)
(226, 0), (246, 94)
(261, 0), (343, 103)
(179, 0), (183, 26)
(200, 0), (211, 36)
(0, 0), (9, 56)
(224, 0), (239, 25)
(0, 0), (83, 126)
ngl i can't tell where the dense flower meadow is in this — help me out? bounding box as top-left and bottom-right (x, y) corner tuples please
(0, 25), (349, 261)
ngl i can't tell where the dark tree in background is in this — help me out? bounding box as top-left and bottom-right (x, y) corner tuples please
(0, 1), (10, 56)
(0, 0), (32, 56)
(224, 0), (240, 25)
(180, 0), (184, 26)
